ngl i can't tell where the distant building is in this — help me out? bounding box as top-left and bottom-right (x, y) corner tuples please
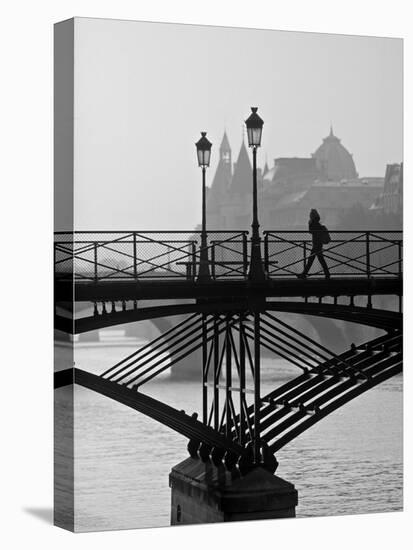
(312, 126), (358, 181)
(370, 163), (403, 215)
(264, 157), (321, 191)
(266, 178), (384, 229)
(207, 127), (386, 230)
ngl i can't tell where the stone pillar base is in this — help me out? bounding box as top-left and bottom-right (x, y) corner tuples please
(169, 457), (297, 525)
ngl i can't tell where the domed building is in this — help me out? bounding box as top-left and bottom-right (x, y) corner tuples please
(312, 126), (358, 181)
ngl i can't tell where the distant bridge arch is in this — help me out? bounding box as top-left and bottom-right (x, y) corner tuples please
(55, 301), (401, 335)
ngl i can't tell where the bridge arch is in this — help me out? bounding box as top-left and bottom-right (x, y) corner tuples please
(54, 329), (402, 462)
(55, 301), (401, 335)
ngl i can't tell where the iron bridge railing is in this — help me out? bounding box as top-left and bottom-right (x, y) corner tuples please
(264, 230), (402, 279)
(54, 230), (402, 282)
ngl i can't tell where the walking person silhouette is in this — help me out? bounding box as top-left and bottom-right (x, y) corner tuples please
(297, 209), (330, 279)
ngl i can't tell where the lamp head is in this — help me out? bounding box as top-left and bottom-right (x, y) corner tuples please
(195, 132), (212, 167)
(245, 107), (264, 148)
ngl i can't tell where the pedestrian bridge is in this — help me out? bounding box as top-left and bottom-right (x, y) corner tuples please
(54, 229), (402, 305)
(54, 228), (403, 472)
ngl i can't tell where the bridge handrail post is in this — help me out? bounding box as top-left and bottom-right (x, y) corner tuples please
(264, 233), (269, 276)
(94, 242), (98, 283)
(211, 242), (216, 280)
(366, 232), (371, 279)
(133, 232), (137, 279)
(243, 233), (248, 278)
(303, 241), (307, 273)
(191, 241), (197, 281)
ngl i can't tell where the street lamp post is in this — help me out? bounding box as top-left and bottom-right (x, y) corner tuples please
(195, 132), (212, 282)
(245, 107), (266, 466)
(245, 107), (266, 282)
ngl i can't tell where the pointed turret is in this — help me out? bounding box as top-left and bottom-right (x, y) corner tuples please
(262, 154), (269, 177)
(207, 131), (233, 226)
(220, 131), (231, 155)
(211, 131), (232, 188)
(229, 140), (251, 196)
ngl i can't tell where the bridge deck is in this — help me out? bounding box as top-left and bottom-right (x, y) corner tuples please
(56, 276), (401, 302)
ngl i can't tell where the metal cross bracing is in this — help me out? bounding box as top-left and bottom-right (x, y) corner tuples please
(226, 325), (402, 456)
(54, 230), (249, 282)
(196, 314), (401, 470)
(54, 230), (402, 283)
(55, 309), (402, 475)
(54, 320), (402, 474)
(264, 230), (403, 279)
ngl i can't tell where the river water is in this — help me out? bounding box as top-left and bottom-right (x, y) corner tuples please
(56, 341), (402, 532)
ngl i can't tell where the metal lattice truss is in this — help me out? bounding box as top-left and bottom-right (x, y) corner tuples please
(264, 231), (403, 279)
(54, 231), (249, 281)
(54, 230), (402, 282)
(96, 312), (402, 468)
(231, 328), (402, 454)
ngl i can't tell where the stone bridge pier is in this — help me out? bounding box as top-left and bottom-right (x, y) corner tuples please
(169, 458), (297, 524)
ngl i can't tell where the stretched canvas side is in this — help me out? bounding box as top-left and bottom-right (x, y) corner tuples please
(54, 18), (75, 532)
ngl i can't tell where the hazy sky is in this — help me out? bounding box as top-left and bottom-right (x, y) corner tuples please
(73, 18), (402, 230)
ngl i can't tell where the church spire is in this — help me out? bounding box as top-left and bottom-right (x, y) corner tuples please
(229, 139), (251, 195)
(329, 123), (334, 137)
(263, 153), (269, 176)
(220, 130), (231, 153)
(218, 130), (232, 167)
(209, 130), (232, 207)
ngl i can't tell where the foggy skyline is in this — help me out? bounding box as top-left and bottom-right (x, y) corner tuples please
(71, 18), (403, 231)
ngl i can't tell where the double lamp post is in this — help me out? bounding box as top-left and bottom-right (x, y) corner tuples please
(195, 107), (266, 283)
